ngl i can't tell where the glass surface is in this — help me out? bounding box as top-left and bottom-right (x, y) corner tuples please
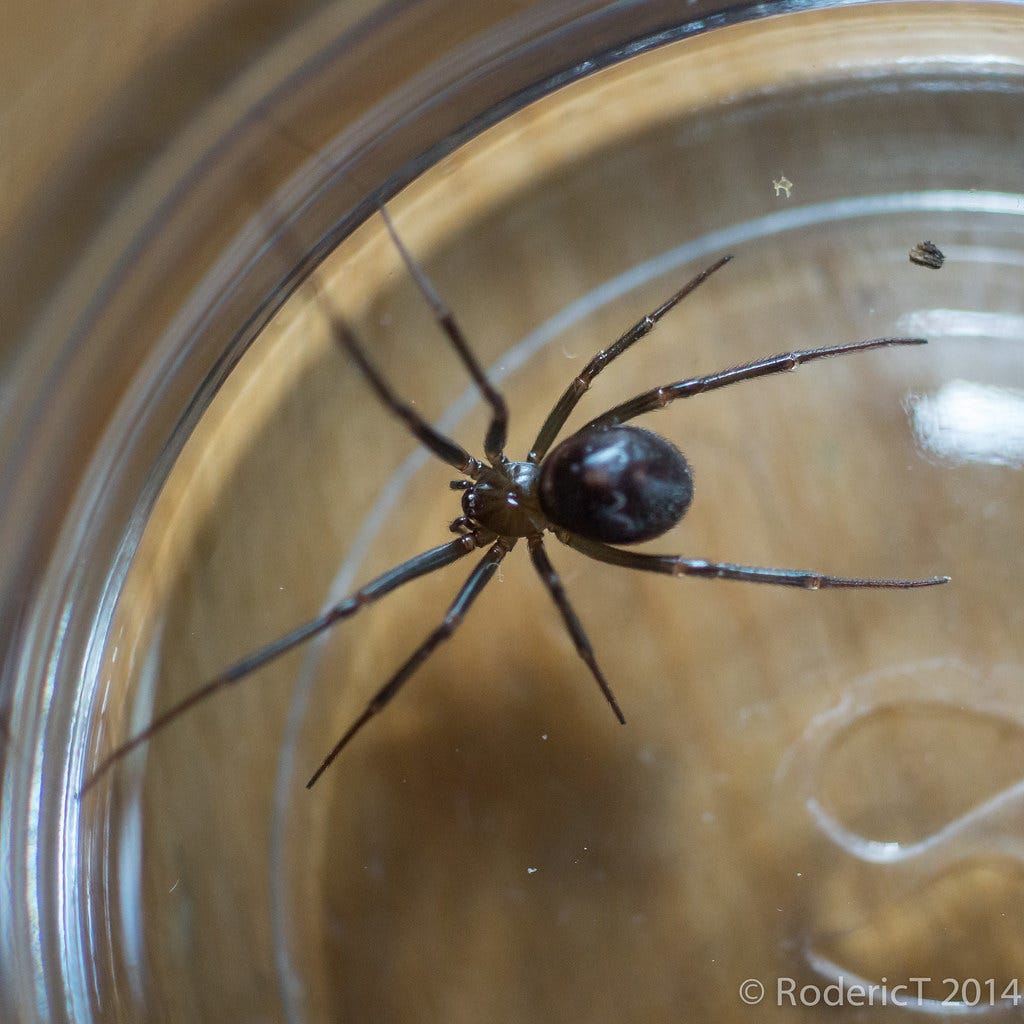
(3, 3), (1024, 1022)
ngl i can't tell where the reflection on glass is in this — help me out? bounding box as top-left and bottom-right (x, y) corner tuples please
(911, 378), (1024, 468)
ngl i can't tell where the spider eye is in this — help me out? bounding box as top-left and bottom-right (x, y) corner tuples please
(538, 425), (693, 544)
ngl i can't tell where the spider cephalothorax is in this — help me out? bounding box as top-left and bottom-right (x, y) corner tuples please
(454, 461), (545, 539)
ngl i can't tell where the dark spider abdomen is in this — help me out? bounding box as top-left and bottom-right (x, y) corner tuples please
(538, 425), (694, 544)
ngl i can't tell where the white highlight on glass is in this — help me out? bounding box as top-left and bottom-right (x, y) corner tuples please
(910, 379), (1024, 468)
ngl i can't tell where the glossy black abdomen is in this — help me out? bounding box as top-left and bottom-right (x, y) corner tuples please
(538, 425), (693, 544)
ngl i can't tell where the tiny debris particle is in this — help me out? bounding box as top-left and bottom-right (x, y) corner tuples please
(527, 867), (538, 874)
(909, 240), (945, 269)
(772, 174), (793, 198)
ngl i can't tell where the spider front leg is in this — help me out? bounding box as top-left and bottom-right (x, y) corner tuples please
(380, 206), (510, 464)
(586, 336), (928, 429)
(560, 534), (950, 590)
(529, 255), (733, 463)
(330, 310), (483, 476)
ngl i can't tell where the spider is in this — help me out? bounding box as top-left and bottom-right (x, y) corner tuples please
(82, 208), (949, 795)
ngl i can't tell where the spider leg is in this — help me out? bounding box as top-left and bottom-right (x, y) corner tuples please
(330, 310), (483, 476)
(529, 256), (733, 463)
(80, 536), (478, 795)
(249, 180), (481, 477)
(561, 534), (950, 589)
(586, 336), (928, 429)
(379, 206), (510, 464)
(306, 538), (514, 788)
(528, 535), (625, 724)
